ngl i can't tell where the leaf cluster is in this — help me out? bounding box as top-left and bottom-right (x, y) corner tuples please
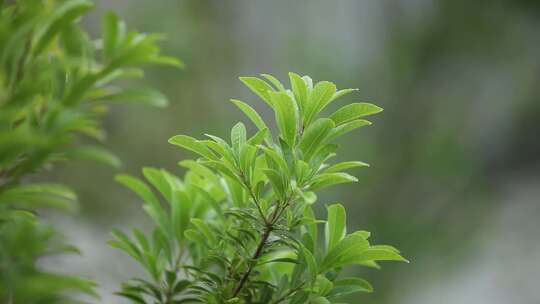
(113, 73), (406, 303)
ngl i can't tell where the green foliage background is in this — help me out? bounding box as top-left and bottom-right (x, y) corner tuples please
(3, 0), (539, 303)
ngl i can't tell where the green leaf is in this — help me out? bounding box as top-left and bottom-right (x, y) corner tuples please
(0, 183), (77, 211)
(352, 248), (409, 263)
(321, 234), (369, 272)
(231, 122), (247, 156)
(33, 0), (94, 55)
(230, 99), (272, 144)
(65, 146), (121, 168)
(310, 296), (330, 304)
(247, 128), (269, 146)
(259, 146), (289, 176)
(116, 175), (160, 206)
(289, 72), (309, 113)
(303, 81), (336, 127)
(261, 73), (285, 91)
(142, 167), (172, 202)
(239, 76), (275, 107)
(330, 88), (358, 102)
(326, 119), (371, 142)
(191, 218), (216, 244)
(309, 173), (358, 191)
(299, 118), (335, 161)
(325, 204), (346, 252)
(329, 103), (383, 125)
(168, 135), (218, 160)
(324, 161), (370, 173)
(270, 91), (298, 147)
(327, 278), (373, 299)
(115, 175), (169, 233)
(262, 169), (286, 199)
(299, 243), (318, 283)
(102, 11), (125, 58)
(99, 87), (169, 107)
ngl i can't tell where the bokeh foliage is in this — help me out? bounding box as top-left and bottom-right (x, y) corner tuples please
(0, 0), (180, 302)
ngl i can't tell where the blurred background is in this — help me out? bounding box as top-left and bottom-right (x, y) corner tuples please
(44, 0), (540, 303)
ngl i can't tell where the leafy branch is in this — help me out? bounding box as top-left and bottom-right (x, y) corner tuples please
(113, 73), (407, 303)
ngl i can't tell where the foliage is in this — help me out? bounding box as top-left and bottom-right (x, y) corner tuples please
(0, 0), (180, 302)
(112, 73), (407, 303)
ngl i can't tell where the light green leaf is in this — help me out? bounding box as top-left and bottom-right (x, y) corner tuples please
(328, 278), (373, 299)
(352, 248), (409, 263)
(239, 76), (275, 107)
(259, 146), (289, 177)
(325, 204), (346, 252)
(191, 218), (216, 244)
(33, 0), (94, 55)
(168, 135), (218, 160)
(261, 73), (285, 91)
(326, 119), (371, 142)
(230, 99), (266, 130)
(142, 167), (172, 202)
(299, 243), (318, 283)
(65, 146), (121, 168)
(98, 87), (169, 107)
(309, 173), (358, 191)
(262, 169), (286, 199)
(231, 122), (247, 156)
(289, 72), (308, 113)
(270, 91), (298, 147)
(304, 81), (336, 127)
(0, 183), (77, 211)
(330, 88), (358, 102)
(299, 118), (335, 161)
(102, 11), (125, 58)
(329, 103), (383, 125)
(310, 296), (330, 304)
(321, 234), (369, 272)
(324, 161), (369, 173)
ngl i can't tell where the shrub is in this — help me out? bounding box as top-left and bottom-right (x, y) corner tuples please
(0, 0), (180, 302)
(112, 73), (407, 303)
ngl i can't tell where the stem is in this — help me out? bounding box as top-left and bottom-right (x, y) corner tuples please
(231, 199), (289, 297)
(232, 224), (272, 297)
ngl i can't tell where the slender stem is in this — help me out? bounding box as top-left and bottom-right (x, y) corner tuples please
(232, 224), (272, 297)
(240, 174), (268, 224)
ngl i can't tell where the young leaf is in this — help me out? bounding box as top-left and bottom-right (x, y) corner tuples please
(327, 278), (373, 299)
(303, 81), (336, 127)
(329, 103), (383, 125)
(326, 119), (371, 142)
(169, 135), (218, 160)
(321, 234), (369, 272)
(239, 76), (275, 107)
(102, 11), (125, 58)
(324, 161), (370, 173)
(289, 72), (308, 113)
(309, 173), (358, 191)
(261, 73), (285, 91)
(299, 118), (334, 161)
(325, 204), (346, 252)
(33, 0), (94, 55)
(231, 122), (247, 156)
(270, 91), (298, 147)
(352, 248), (409, 263)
